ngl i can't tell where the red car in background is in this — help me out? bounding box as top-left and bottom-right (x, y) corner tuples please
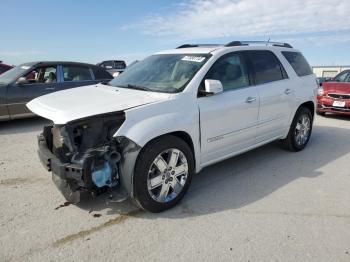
(0, 61), (13, 75)
(317, 70), (350, 116)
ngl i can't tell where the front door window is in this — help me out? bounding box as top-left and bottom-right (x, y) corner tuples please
(24, 66), (57, 84)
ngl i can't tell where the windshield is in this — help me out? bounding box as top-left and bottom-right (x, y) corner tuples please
(0, 65), (31, 84)
(109, 54), (211, 93)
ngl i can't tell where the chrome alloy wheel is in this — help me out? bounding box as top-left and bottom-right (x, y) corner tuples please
(147, 148), (188, 203)
(294, 114), (311, 146)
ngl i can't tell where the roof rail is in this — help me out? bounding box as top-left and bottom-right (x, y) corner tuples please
(176, 44), (220, 49)
(225, 41), (293, 48)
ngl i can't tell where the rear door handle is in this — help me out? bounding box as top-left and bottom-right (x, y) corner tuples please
(285, 88), (292, 94)
(45, 87), (55, 90)
(245, 97), (257, 103)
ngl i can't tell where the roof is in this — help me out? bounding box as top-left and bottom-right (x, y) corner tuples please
(156, 41), (296, 55)
(156, 45), (297, 55)
(18, 61), (101, 68)
(0, 62), (12, 67)
(156, 46), (222, 55)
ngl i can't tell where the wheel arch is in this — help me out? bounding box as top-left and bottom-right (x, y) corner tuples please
(299, 101), (315, 117)
(118, 130), (199, 199)
(137, 131), (196, 170)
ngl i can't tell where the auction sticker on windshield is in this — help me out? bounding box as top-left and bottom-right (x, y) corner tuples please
(181, 56), (206, 63)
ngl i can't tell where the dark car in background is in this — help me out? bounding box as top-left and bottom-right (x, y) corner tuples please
(0, 61), (113, 120)
(97, 60), (126, 77)
(0, 61), (13, 75)
(317, 70), (350, 116)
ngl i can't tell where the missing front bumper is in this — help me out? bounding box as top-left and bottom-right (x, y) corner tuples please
(52, 172), (81, 203)
(37, 132), (142, 203)
(38, 134), (84, 202)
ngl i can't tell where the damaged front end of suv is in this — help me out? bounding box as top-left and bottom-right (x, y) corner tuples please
(38, 112), (140, 203)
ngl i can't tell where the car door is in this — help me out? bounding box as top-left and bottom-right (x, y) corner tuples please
(245, 50), (293, 143)
(198, 52), (259, 165)
(6, 65), (59, 118)
(58, 64), (98, 90)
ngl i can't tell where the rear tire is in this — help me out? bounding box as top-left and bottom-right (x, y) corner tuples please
(133, 135), (194, 213)
(280, 107), (313, 152)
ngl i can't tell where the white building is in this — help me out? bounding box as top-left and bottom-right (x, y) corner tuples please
(312, 65), (350, 78)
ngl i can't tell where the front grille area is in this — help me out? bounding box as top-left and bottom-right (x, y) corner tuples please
(328, 93), (350, 100)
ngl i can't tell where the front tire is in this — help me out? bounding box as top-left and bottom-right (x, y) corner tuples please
(133, 135), (194, 213)
(281, 107), (313, 152)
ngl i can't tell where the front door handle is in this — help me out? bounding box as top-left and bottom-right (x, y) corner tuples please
(45, 87), (55, 90)
(245, 97), (257, 103)
(285, 88), (292, 94)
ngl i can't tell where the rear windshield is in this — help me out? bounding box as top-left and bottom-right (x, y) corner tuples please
(282, 51), (313, 77)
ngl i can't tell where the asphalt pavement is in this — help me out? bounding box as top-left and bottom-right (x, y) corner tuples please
(0, 115), (349, 262)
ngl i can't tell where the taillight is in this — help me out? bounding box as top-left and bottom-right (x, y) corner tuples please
(317, 87), (324, 96)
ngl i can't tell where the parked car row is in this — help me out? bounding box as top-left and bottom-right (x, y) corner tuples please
(2, 41), (348, 212)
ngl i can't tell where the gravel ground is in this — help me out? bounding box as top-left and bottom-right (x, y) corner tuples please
(0, 115), (349, 262)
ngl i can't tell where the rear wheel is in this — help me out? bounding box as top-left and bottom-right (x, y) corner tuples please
(133, 135), (194, 212)
(281, 107), (313, 152)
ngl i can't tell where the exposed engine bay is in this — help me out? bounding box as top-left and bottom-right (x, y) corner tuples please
(39, 112), (139, 203)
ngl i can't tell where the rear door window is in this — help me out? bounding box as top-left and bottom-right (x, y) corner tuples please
(62, 66), (92, 81)
(246, 50), (287, 85)
(24, 66), (57, 84)
(282, 51), (313, 77)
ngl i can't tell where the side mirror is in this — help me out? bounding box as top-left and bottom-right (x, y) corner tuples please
(16, 77), (28, 85)
(203, 79), (223, 95)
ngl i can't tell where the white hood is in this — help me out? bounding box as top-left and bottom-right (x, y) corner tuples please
(27, 84), (170, 124)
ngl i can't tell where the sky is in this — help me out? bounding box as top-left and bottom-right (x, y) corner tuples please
(1, 0), (350, 66)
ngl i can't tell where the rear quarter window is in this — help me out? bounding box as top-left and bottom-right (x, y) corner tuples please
(282, 51), (313, 77)
(93, 67), (113, 80)
(62, 65), (92, 81)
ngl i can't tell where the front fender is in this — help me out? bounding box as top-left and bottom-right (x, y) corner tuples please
(113, 97), (200, 198)
(115, 98), (201, 173)
(117, 113), (195, 147)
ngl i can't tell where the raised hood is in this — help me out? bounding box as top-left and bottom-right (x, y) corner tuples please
(27, 84), (170, 124)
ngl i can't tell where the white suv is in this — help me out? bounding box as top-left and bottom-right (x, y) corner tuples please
(28, 41), (317, 212)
